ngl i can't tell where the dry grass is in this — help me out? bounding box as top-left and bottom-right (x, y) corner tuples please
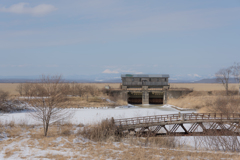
(0, 83), (19, 95)
(37, 153), (71, 160)
(21, 95), (124, 108)
(1, 83), (239, 96)
(66, 96), (111, 107)
(168, 89), (240, 111)
(170, 83), (239, 91)
(0, 83), (121, 96)
(115, 99), (128, 106)
(1, 123), (240, 159)
(4, 148), (15, 158)
(0, 82), (127, 107)
(79, 118), (118, 142)
(168, 95), (216, 110)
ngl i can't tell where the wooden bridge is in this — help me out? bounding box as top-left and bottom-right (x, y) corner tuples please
(114, 113), (240, 136)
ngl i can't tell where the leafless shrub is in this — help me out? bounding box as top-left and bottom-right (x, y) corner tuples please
(215, 67), (232, 95)
(59, 83), (71, 96)
(22, 83), (32, 97)
(61, 129), (72, 136)
(74, 84), (85, 97)
(209, 96), (240, 114)
(84, 85), (100, 96)
(60, 83), (100, 97)
(8, 121), (15, 128)
(16, 83), (23, 96)
(101, 87), (111, 96)
(28, 75), (74, 136)
(16, 83), (45, 97)
(0, 90), (9, 102)
(17, 81), (104, 99)
(233, 62), (240, 95)
(0, 90), (10, 115)
(194, 131), (240, 152)
(145, 136), (179, 148)
(79, 118), (120, 142)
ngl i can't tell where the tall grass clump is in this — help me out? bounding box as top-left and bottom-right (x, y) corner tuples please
(146, 137), (179, 148)
(209, 96), (240, 113)
(79, 118), (120, 142)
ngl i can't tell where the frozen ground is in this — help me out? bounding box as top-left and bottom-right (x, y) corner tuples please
(1, 105), (240, 159)
(0, 104), (194, 125)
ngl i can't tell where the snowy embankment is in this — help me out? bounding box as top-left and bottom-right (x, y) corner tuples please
(0, 104), (194, 125)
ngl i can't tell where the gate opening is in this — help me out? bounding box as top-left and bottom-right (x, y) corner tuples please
(128, 92), (142, 104)
(149, 98), (163, 104)
(128, 98), (142, 104)
(149, 92), (163, 104)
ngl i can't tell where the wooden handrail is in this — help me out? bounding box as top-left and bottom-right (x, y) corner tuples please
(114, 113), (240, 126)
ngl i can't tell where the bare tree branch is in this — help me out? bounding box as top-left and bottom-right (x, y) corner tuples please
(28, 75), (74, 136)
(215, 67), (232, 96)
(0, 90), (10, 116)
(232, 62), (240, 95)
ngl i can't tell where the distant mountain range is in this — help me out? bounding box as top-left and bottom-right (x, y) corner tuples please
(192, 78), (238, 83)
(0, 74), (122, 83)
(0, 76), (239, 84)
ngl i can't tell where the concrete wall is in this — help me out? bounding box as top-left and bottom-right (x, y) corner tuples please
(167, 90), (192, 99)
(110, 89), (192, 104)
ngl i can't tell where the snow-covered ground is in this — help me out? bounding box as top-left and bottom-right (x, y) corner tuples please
(1, 105), (240, 159)
(0, 104), (194, 125)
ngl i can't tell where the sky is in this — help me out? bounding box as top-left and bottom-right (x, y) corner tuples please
(0, 0), (240, 80)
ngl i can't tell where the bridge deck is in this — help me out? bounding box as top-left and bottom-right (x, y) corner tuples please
(114, 113), (240, 136)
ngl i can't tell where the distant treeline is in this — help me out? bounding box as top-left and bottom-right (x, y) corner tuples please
(0, 79), (121, 83)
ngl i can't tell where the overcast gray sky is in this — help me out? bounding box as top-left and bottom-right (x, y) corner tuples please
(0, 0), (240, 79)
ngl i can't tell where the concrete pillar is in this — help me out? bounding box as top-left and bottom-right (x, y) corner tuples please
(142, 91), (149, 104)
(163, 90), (168, 104)
(142, 86), (149, 104)
(122, 86), (127, 90)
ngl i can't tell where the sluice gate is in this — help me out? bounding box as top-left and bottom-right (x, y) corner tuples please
(128, 92), (142, 104)
(128, 98), (142, 104)
(118, 74), (193, 104)
(149, 92), (163, 104)
(127, 91), (164, 104)
(114, 113), (240, 137)
(122, 74), (169, 104)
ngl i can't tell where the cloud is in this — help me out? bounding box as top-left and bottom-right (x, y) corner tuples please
(102, 69), (119, 74)
(187, 74), (202, 77)
(193, 74), (201, 77)
(0, 3), (57, 16)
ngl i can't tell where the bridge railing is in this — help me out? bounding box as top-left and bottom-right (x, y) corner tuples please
(114, 113), (240, 126)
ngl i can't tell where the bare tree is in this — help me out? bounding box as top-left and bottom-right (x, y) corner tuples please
(16, 83), (23, 96)
(0, 90), (9, 102)
(0, 103), (4, 116)
(0, 90), (9, 116)
(75, 84), (85, 97)
(215, 67), (232, 95)
(28, 75), (73, 136)
(232, 62), (240, 95)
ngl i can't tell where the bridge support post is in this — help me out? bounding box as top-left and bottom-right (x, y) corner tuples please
(180, 124), (189, 134)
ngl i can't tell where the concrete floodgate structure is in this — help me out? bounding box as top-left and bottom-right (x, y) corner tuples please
(121, 74), (170, 105)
